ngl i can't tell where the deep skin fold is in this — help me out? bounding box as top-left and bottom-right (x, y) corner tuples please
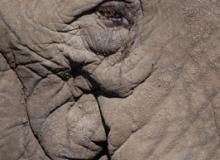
(2, 1), (165, 158)
(1, 0), (220, 160)
(0, 0), (152, 160)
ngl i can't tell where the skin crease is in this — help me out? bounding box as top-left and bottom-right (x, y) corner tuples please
(1, 0), (220, 160)
(0, 0), (157, 97)
(0, 0), (158, 160)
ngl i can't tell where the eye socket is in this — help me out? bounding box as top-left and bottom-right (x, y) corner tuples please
(96, 2), (131, 27)
(98, 7), (123, 20)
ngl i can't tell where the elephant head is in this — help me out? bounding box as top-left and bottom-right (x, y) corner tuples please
(0, 0), (157, 97)
(0, 0), (220, 160)
(0, 0), (158, 159)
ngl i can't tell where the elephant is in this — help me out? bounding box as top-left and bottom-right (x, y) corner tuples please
(0, 0), (219, 160)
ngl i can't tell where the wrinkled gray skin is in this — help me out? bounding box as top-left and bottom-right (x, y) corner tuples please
(0, 0), (220, 160)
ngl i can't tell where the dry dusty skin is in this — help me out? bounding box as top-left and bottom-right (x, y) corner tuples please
(0, 0), (220, 160)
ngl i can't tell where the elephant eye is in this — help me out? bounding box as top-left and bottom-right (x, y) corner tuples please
(96, 2), (131, 27)
(98, 7), (123, 20)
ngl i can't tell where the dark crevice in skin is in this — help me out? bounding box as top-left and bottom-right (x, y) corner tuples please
(140, 0), (144, 15)
(94, 91), (111, 160)
(47, 97), (73, 117)
(91, 141), (110, 160)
